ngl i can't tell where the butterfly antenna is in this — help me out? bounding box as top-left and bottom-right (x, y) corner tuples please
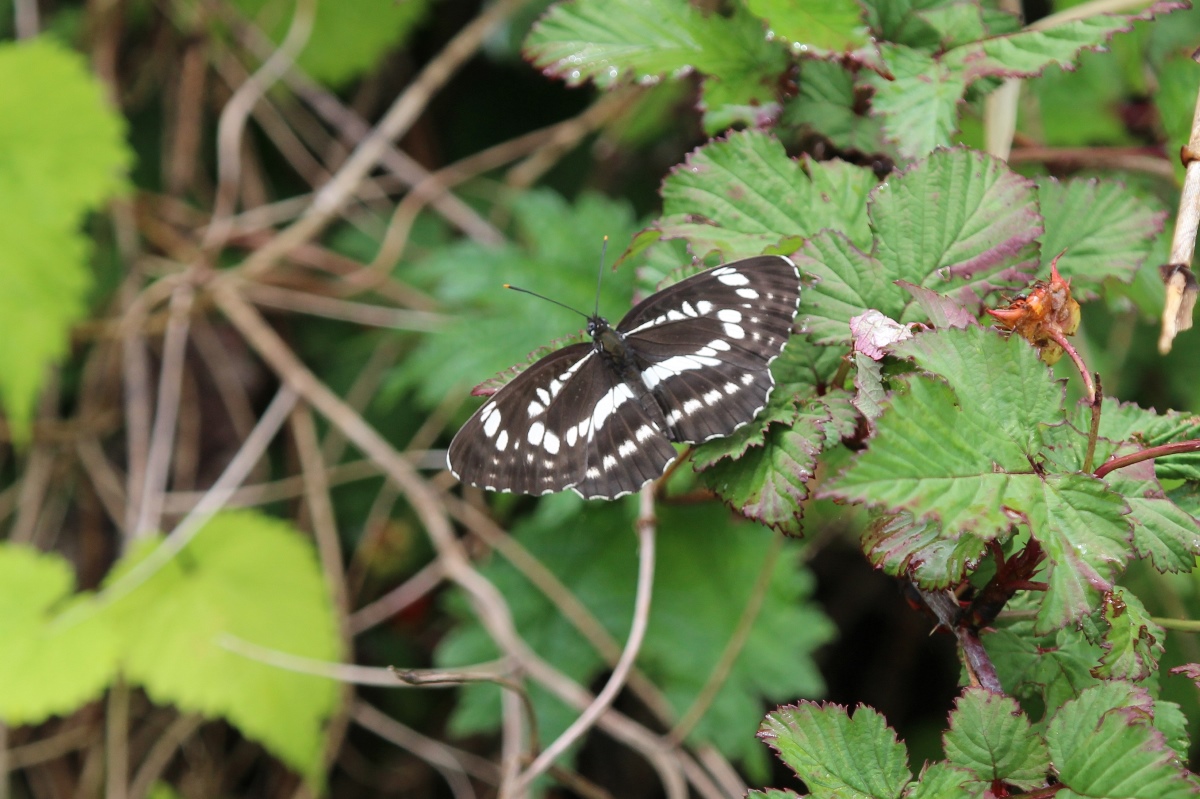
(503, 284), (590, 320)
(594, 235), (608, 319)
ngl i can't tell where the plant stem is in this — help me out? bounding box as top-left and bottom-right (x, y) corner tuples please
(1094, 439), (1200, 479)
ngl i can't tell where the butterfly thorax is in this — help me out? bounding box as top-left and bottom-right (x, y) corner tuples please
(588, 316), (637, 377)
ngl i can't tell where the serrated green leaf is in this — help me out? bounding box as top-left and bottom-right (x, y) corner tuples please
(745, 0), (870, 52)
(985, 597), (1105, 712)
(1104, 456), (1200, 574)
(699, 417), (825, 535)
(798, 150), (1040, 344)
(861, 512), (985, 589)
(867, 44), (965, 159)
(1048, 682), (1196, 799)
(437, 499), (833, 766)
(897, 282), (979, 331)
(759, 702), (910, 799)
(0, 546), (118, 724)
(903, 762), (980, 799)
(944, 5), (1186, 83)
(0, 38), (130, 441)
(1036, 177), (1166, 300)
(102, 511), (340, 784)
(828, 327), (1130, 630)
(748, 790), (803, 799)
(870, 150), (1040, 303)
(942, 689), (1049, 790)
(399, 190), (641, 407)
(526, 0), (787, 110)
(784, 59), (891, 155)
(893, 326), (1062, 455)
(696, 5), (790, 133)
(1031, 474), (1131, 634)
(230, 0), (432, 86)
(854, 352), (886, 423)
(1096, 590), (1165, 681)
(1153, 701), (1190, 763)
(653, 129), (877, 259)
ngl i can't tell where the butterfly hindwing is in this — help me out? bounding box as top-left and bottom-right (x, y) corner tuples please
(447, 343), (678, 499)
(448, 254), (801, 499)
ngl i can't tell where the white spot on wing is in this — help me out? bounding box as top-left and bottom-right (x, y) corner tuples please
(696, 300), (713, 315)
(483, 408), (501, 438)
(736, 287), (759, 299)
(544, 430), (560, 454)
(618, 440), (637, 458)
(495, 430), (509, 451)
(528, 421), (545, 446)
(592, 383), (634, 430)
(528, 400), (544, 417)
(709, 339), (731, 351)
(602, 454), (618, 471)
(683, 398), (703, 415)
(635, 424), (655, 442)
(724, 382), (739, 394)
(703, 389), (722, 406)
(723, 322), (745, 339)
(717, 308), (742, 323)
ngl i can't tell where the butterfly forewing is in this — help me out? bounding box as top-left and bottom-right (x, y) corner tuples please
(447, 254), (801, 499)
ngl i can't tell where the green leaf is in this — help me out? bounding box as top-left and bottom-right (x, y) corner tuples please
(1095, 590), (1165, 682)
(400, 190), (642, 407)
(985, 597), (1105, 711)
(748, 790), (803, 799)
(903, 762), (979, 799)
(652, 129), (877, 259)
(784, 59), (892, 156)
(0, 38), (130, 441)
(437, 499), (833, 767)
(229, 0), (432, 86)
(1158, 54), (1200, 183)
(745, 0), (870, 53)
(699, 414), (824, 535)
(696, 6), (790, 133)
(866, 44), (965, 159)
(1048, 682), (1196, 799)
(1103, 455), (1200, 574)
(526, 0), (787, 107)
(0, 546), (119, 724)
(853, 353), (887, 424)
(828, 327), (1131, 630)
(1036, 177), (1166, 300)
(942, 689), (1049, 790)
(759, 702), (910, 799)
(102, 511), (340, 784)
(797, 149), (1040, 344)
(861, 512), (985, 589)
(944, 5), (1187, 83)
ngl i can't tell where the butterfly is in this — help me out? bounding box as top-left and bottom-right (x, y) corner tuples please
(447, 255), (802, 499)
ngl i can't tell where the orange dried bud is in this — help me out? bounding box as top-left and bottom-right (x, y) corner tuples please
(986, 256), (1080, 364)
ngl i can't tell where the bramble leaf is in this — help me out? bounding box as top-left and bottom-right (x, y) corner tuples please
(797, 149), (1040, 344)
(903, 762), (978, 799)
(783, 60), (892, 155)
(1047, 682), (1196, 799)
(0, 546), (119, 725)
(1036, 177), (1166, 300)
(102, 511), (340, 784)
(861, 512), (985, 589)
(759, 702), (910, 799)
(1095, 590), (1165, 682)
(0, 39), (130, 442)
(652, 130), (876, 259)
(699, 413), (825, 535)
(865, 45), (964, 159)
(745, 0), (870, 53)
(943, 689), (1048, 790)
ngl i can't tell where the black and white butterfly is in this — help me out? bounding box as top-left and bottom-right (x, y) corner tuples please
(447, 255), (801, 499)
